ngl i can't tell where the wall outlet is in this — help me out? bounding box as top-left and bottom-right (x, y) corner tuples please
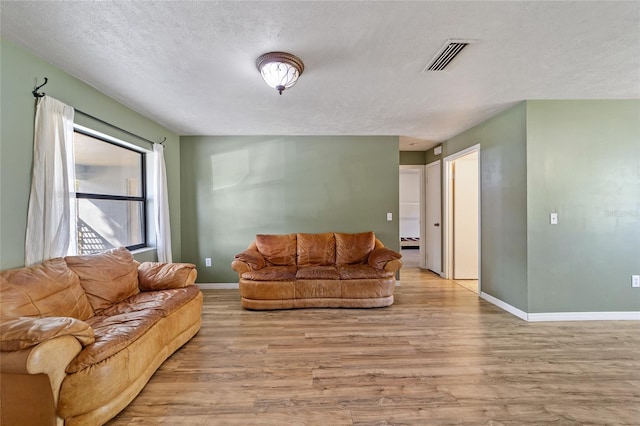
(632, 275), (640, 288)
(549, 213), (558, 225)
(205, 258), (212, 267)
(387, 212), (393, 221)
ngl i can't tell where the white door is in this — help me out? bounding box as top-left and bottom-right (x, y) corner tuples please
(453, 151), (479, 279)
(425, 161), (441, 274)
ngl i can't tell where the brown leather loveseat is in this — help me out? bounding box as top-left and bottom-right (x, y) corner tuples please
(0, 247), (203, 426)
(232, 232), (402, 310)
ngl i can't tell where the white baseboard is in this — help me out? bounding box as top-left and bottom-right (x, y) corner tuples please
(480, 292), (640, 322)
(528, 311), (640, 322)
(480, 292), (528, 321)
(197, 283), (238, 290)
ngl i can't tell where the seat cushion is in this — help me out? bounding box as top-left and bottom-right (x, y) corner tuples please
(296, 266), (340, 280)
(335, 232), (376, 266)
(67, 286), (201, 373)
(0, 258), (94, 320)
(65, 247), (140, 313)
(256, 234), (297, 266)
(338, 265), (394, 279)
(241, 266), (297, 281)
(297, 233), (335, 267)
(99, 285), (202, 318)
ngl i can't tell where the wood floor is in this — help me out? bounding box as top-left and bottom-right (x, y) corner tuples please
(108, 267), (640, 425)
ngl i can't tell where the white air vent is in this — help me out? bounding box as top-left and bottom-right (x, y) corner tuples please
(424, 40), (473, 71)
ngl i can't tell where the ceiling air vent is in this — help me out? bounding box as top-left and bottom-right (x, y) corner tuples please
(424, 40), (472, 71)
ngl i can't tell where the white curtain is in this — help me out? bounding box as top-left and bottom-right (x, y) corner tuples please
(25, 96), (76, 266)
(153, 143), (172, 263)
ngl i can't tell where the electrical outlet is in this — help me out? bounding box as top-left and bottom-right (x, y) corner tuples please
(632, 275), (640, 288)
(387, 212), (393, 221)
(205, 258), (212, 267)
(549, 213), (558, 225)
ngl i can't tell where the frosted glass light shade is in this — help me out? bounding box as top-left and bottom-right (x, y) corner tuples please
(256, 52), (304, 95)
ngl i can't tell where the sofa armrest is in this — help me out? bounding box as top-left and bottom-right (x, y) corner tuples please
(234, 249), (266, 270)
(383, 259), (403, 273)
(137, 262), (197, 291)
(231, 260), (251, 279)
(1, 334), (83, 426)
(1, 317), (94, 352)
(368, 247), (402, 270)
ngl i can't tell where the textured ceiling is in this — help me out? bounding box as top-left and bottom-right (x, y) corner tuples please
(2, 1), (639, 151)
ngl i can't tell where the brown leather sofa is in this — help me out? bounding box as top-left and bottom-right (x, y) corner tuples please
(232, 232), (402, 310)
(0, 247), (203, 426)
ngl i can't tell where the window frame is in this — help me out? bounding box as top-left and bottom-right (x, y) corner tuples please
(73, 126), (148, 252)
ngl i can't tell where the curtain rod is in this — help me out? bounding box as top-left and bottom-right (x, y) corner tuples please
(32, 76), (165, 145)
(74, 109), (165, 146)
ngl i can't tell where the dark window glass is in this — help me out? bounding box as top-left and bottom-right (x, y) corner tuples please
(74, 130), (146, 254)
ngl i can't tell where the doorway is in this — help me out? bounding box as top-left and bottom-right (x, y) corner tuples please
(399, 166), (424, 268)
(443, 145), (480, 293)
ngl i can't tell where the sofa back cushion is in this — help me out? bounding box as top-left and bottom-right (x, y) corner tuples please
(256, 234), (297, 266)
(335, 232), (376, 266)
(0, 258), (94, 320)
(297, 233), (335, 267)
(65, 247), (139, 313)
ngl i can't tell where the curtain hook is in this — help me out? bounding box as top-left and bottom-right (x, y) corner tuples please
(32, 77), (48, 98)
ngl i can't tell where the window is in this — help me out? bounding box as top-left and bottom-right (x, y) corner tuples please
(73, 129), (147, 254)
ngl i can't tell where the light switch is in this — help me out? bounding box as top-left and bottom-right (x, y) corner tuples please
(550, 213), (558, 225)
(387, 212), (393, 221)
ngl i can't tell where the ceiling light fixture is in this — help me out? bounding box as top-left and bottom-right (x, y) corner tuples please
(256, 52), (304, 95)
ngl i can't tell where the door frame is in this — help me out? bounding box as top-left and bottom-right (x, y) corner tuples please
(399, 165), (426, 268)
(425, 160), (442, 275)
(443, 144), (481, 288)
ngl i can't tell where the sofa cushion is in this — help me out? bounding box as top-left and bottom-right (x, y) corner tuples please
(0, 258), (94, 320)
(242, 266), (297, 281)
(256, 234), (297, 266)
(296, 233), (336, 267)
(296, 266), (340, 280)
(338, 265), (395, 279)
(67, 311), (159, 373)
(138, 262), (197, 291)
(368, 247), (402, 270)
(66, 286), (201, 374)
(65, 247), (140, 313)
(335, 232), (376, 266)
(98, 286), (201, 318)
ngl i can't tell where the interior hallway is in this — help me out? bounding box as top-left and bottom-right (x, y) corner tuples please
(401, 248), (478, 294)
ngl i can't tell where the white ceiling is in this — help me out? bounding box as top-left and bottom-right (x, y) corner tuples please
(2, 1), (639, 151)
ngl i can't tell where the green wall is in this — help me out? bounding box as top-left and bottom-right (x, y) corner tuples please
(399, 146), (442, 166)
(0, 39), (182, 268)
(180, 135), (400, 283)
(443, 100), (639, 314)
(526, 100), (640, 312)
(444, 102), (529, 311)
(399, 151), (425, 165)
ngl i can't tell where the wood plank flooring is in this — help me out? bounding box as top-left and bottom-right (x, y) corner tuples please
(108, 267), (640, 425)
